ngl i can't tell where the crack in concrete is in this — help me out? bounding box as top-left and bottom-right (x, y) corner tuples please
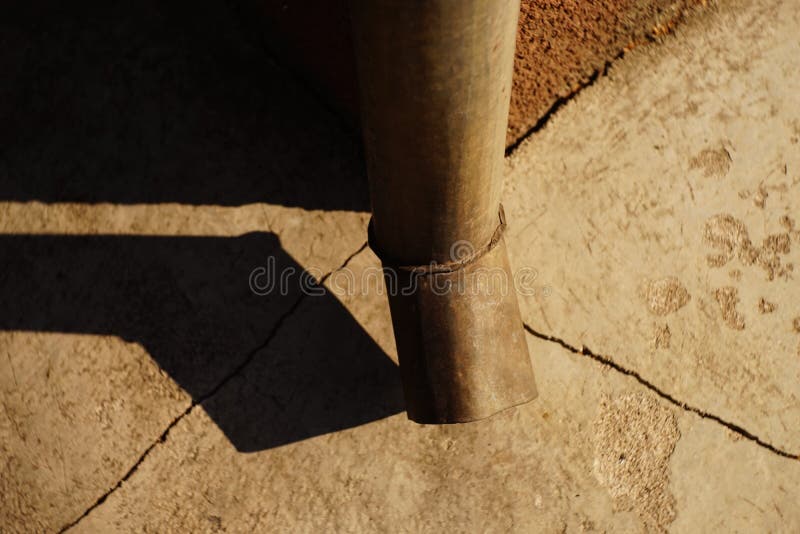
(505, 53), (620, 158)
(504, 15), (693, 158)
(58, 242), (369, 533)
(523, 323), (800, 461)
(59, 236), (796, 532)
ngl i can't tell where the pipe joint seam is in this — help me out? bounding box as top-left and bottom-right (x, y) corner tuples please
(368, 204), (508, 275)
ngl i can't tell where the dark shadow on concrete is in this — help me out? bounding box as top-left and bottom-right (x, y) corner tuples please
(0, 0), (369, 211)
(0, 0), (393, 451)
(0, 233), (403, 451)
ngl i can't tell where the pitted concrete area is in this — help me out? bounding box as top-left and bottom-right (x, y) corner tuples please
(2, 0), (799, 532)
(504, 0), (800, 454)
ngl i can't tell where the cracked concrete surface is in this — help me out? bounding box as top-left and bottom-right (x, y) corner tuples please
(505, 0), (800, 454)
(2, 0), (800, 532)
(61, 250), (800, 533)
(525, 324), (798, 460)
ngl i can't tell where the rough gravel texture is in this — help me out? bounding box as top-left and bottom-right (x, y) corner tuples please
(593, 392), (680, 532)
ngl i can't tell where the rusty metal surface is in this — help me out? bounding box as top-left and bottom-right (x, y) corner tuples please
(349, 0), (537, 423)
(386, 236), (537, 423)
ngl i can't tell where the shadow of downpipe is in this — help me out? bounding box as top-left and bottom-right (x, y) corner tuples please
(0, 233), (403, 451)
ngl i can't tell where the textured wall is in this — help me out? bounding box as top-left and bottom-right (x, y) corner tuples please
(509, 0), (707, 143)
(239, 0), (709, 146)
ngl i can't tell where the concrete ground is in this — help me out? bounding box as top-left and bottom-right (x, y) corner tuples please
(1, 0), (799, 532)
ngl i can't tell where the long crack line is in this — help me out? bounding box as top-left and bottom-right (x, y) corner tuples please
(524, 323), (800, 461)
(58, 241), (369, 533)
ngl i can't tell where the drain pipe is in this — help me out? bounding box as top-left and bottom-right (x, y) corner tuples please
(349, 0), (537, 423)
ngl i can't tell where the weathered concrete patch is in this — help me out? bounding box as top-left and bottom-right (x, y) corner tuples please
(505, 0), (800, 452)
(593, 392), (680, 532)
(640, 277), (691, 316)
(690, 147), (732, 178)
(0, 333), (189, 532)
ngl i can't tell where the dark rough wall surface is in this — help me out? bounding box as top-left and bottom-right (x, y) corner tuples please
(509, 0), (708, 144)
(240, 0), (710, 146)
(232, 0), (359, 124)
